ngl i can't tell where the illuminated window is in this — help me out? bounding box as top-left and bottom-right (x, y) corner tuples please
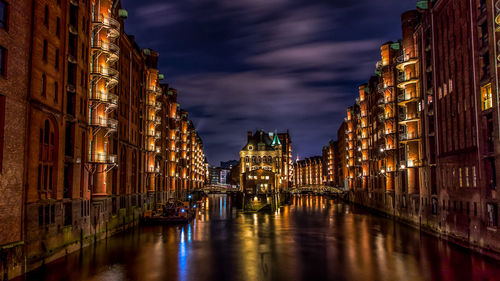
(481, 83), (493, 110)
(465, 167), (469, 187)
(459, 168), (463, 188)
(472, 166), (477, 187)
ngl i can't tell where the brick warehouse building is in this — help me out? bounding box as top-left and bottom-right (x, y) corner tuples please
(0, 0), (206, 279)
(334, 0), (500, 257)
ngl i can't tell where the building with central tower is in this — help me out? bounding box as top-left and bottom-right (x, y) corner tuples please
(240, 130), (288, 194)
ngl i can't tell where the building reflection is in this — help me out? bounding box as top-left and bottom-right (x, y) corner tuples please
(17, 195), (500, 281)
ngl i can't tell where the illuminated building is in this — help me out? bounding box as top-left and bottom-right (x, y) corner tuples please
(322, 141), (337, 186)
(337, 121), (348, 189)
(335, 0), (500, 257)
(0, 1), (206, 278)
(240, 130), (286, 194)
(277, 131), (293, 189)
(294, 156), (323, 187)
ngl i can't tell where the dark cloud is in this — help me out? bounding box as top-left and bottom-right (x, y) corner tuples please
(121, 0), (416, 165)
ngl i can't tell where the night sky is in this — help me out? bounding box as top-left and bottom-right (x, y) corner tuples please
(121, 0), (416, 166)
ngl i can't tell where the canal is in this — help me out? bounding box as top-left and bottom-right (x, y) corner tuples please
(17, 195), (500, 281)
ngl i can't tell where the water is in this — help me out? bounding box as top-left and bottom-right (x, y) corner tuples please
(18, 195), (500, 281)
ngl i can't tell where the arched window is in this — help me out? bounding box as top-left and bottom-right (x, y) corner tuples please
(258, 156), (261, 163)
(38, 119), (55, 195)
(252, 156), (256, 163)
(245, 156), (249, 163)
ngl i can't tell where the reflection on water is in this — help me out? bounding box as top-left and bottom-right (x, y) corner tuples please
(17, 195), (500, 281)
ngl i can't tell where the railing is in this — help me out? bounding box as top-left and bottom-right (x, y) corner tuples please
(89, 89), (118, 106)
(88, 153), (117, 164)
(89, 116), (118, 130)
(397, 74), (418, 87)
(147, 166), (161, 173)
(148, 86), (162, 95)
(397, 92), (419, 103)
(92, 15), (121, 33)
(91, 65), (119, 81)
(399, 113), (420, 122)
(400, 131), (421, 141)
(91, 40), (120, 57)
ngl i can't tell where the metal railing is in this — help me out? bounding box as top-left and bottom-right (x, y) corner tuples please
(88, 153), (117, 164)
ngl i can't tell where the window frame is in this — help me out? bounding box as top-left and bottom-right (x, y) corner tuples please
(0, 45), (6, 77)
(0, 0), (8, 30)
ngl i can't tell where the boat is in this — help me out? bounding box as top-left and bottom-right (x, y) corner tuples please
(141, 200), (195, 225)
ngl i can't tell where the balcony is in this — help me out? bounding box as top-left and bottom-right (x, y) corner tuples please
(92, 15), (120, 39)
(89, 116), (118, 132)
(88, 153), (117, 164)
(397, 74), (419, 88)
(396, 55), (418, 71)
(91, 40), (120, 62)
(148, 86), (163, 97)
(146, 166), (161, 174)
(399, 132), (421, 143)
(401, 159), (423, 169)
(89, 89), (118, 108)
(377, 84), (393, 94)
(397, 92), (420, 105)
(90, 65), (119, 88)
(399, 113), (420, 124)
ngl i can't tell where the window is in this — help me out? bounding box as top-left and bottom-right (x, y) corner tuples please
(55, 49), (59, 69)
(0, 1), (7, 29)
(487, 203), (498, 227)
(459, 168), (463, 187)
(472, 166), (477, 187)
(54, 82), (58, 103)
(41, 74), (46, 97)
(43, 40), (48, 62)
(0, 46), (5, 77)
(38, 120), (56, 195)
(56, 17), (60, 37)
(481, 83), (493, 110)
(0, 95), (4, 172)
(44, 5), (49, 27)
(465, 167), (469, 187)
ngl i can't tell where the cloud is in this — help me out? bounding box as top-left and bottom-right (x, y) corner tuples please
(120, 0), (417, 164)
(135, 3), (184, 27)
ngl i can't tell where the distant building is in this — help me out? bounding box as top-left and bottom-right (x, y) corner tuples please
(240, 130), (287, 194)
(220, 160), (239, 169)
(294, 156), (323, 187)
(322, 141), (338, 186)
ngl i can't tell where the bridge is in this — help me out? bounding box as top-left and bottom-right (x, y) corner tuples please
(290, 185), (346, 195)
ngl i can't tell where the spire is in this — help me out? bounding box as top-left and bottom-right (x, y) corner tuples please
(272, 130), (281, 146)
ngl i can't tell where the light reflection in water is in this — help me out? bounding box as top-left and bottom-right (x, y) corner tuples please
(17, 195), (500, 281)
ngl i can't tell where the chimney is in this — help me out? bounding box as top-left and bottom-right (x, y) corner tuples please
(247, 131), (253, 141)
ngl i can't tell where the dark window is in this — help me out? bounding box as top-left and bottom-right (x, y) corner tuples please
(38, 120), (55, 196)
(55, 49), (59, 69)
(0, 1), (7, 29)
(0, 46), (6, 76)
(56, 17), (60, 37)
(41, 74), (46, 97)
(43, 40), (48, 62)
(38, 206), (44, 226)
(54, 82), (58, 103)
(44, 5), (49, 27)
(0, 95), (5, 172)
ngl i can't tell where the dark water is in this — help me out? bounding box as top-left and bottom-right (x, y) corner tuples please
(18, 195), (500, 281)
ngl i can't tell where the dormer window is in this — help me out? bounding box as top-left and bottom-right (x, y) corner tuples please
(248, 145), (253, 150)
